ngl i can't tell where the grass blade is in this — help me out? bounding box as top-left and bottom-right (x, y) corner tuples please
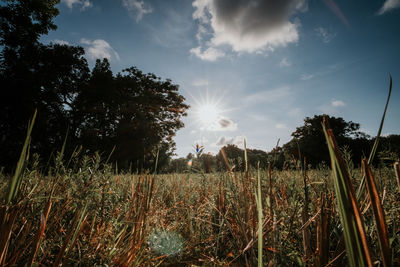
(357, 75), (392, 199)
(254, 162), (263, 267)
(362, 159), (392, 267)
(394, 162), (400, 193)
(6, 109), (37, 204)
(27, 196), (52, 267)
(322, 116), (372, 267)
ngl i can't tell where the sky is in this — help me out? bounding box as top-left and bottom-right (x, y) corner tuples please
(42, 0), (400, 157)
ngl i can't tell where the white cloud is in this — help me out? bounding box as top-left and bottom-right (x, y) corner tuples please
(315, 27), (336, 43)
(301, 74), (314, 80)
(279, 57), (292, 67)
(62, 0), (92, 10)
(190, 46), (225, 61)
(377, 0), (400, 14)
(53, 39), (70, 45)
(275, 123), (288, 129)
(80, 39), (120, 61)
(331, 99), (345, 107)
(123, 0), (153, 22)
(215, 136), (245, 146)
(191, 0), (307, 60)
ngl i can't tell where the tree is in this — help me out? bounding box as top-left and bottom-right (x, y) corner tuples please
(283, 115), (370, 166)
(0, 0), (90, 168)
(112, 67), (189, 170)
(73, 62), (189, 171)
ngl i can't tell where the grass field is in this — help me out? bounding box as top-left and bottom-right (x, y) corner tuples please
(1, 150), (399, 266)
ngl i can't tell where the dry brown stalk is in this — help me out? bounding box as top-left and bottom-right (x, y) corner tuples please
(0, 205), (20, 265)
(394, 162), (400, 192)
(362, 159), (392, 267)
(28, 196), (53, 267)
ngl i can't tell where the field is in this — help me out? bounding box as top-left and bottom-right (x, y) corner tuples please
(1, 149), (399, 266)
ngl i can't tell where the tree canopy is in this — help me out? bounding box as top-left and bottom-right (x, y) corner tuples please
(282, 115), (370, 166)
(0, 0), (189, 172)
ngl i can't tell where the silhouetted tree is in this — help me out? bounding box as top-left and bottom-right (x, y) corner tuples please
(73, 62), (189, 171)
(0, 0), (90, 168)
(283, 115), (370, 167)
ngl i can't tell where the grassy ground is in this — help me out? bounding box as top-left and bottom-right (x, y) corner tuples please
(0, 152), (399, 266)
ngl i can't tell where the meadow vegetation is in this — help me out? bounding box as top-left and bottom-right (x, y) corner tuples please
(0, 118), (399, 266)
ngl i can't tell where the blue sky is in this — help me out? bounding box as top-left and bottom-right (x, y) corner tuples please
(42, 0), (400, 157)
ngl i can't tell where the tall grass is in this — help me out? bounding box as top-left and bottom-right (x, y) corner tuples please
(0, 77), (398, 266)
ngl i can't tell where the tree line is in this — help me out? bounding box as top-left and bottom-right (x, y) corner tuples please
(0, 0), (189, 172)
(167, 115), (400, 173)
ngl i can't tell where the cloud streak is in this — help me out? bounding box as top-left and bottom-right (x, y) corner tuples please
(377, 0), (400, 14)
(315, 27), (336, 43)
(62, 0), (92, 10)
(331, 99), (345, 107)
(279, 57), (292, 67)
(122, 0), (153, 22)
(191, 0), (307, 60)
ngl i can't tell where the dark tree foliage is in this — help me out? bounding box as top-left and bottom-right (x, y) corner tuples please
(73, 59), (189, 171)
(283, 115), (371, 167)
(215, 144), (270, 171)
(0, 0), (90, 168)
(0, 0), (189, 172)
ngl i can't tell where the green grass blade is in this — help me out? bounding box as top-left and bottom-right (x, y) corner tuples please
(6, 109), (37, 204)
(357, 75), (392, 199)
(254, 162), (263, 267)
(244, 138), (248, 174)
(322, 117), (372, 267)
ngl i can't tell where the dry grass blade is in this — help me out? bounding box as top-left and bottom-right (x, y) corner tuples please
(27, 196), (52, 267)
(357, 75), (392, 200)
(315, 194), (332, 267)
(322, 116), (372, 267)
(53, 205), (87, 267)
(0, 205), (19, 265)
(301, 158), (311, 262)
(394, 162), (400, 192)
(362, 159), (392, 267)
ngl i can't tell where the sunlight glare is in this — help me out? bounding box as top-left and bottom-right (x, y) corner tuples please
(197, 103), (220, 128)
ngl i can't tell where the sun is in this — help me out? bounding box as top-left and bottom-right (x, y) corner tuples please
(195, 102), (222, 130)
(197, 103), (220, 124)
(188, 89), (230, 131)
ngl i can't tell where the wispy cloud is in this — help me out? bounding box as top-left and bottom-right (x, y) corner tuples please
(80, 39), (120, 61)
(147, 8), (193, 49)
(53, 39), (70, 45)
(245, 86), (292, 105)
(279, 57), (292, 67)
(315, 27), (336, 43)
(122, 0), (153, 22)
(275, 123), (288, 129)
(301, 74), (314, 80)
(319, 99), (346, 115)
(191, 0), (307, 60)
(190, 46), (225, 61)
(62, 0), (92, 10)
(331, 99), (345, 107)
(377, 0), (400, 14)
(192, 79), (209, 87)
